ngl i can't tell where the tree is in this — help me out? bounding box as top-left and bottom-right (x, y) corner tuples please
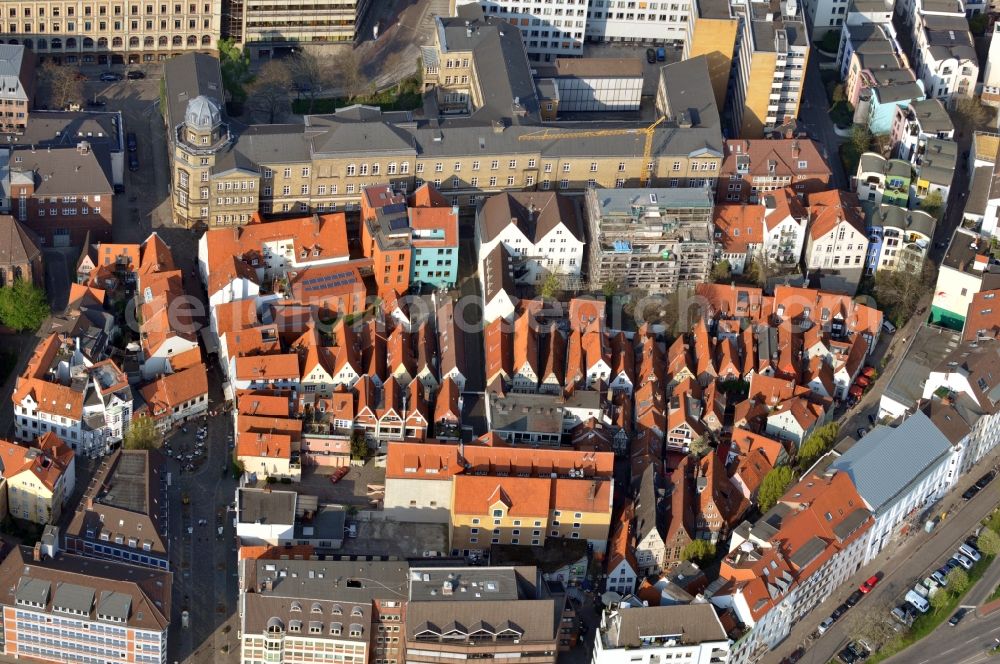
(218, 38), (250, 103)
(681, 539), (716, 563)
(873, 260), (936, 327)
(844, 603), (902, 649)
(247, 60), (294, 124)
(850, 125), (873, 156)
(711, 260), (732, 283)
(288, 50), (330, 114)
(954, 96), (990, 131)
(38, 61), (84, 111)
(0, 279), (50, 331)
(832, 83), (847, 104)
(601, 280), (619, 298)
(796, 423), (841, 471)
(946, 567), (970, 595)
(820, 30), (841, 54)
(929, 589), (950, 614)
(977, 527), (1000, 556)
(969, 13), (989, 35)
(688, 436), (711, 457)
(350, 431), (369, 461)
(919, 190), (945, 220)
(758, 466), (795, 512)
(331, 48), (366, 100)
(538, 273), (561, 299)
(123, 415), (162, 451)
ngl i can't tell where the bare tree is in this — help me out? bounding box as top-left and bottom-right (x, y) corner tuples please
(38, 61), (84, 110)
(246, 59), (293, 124)
(331, 48), (366, 100)
(844, 603), (902, 650)
(288, 50), (329, 114)
(953, 96), (991, 133)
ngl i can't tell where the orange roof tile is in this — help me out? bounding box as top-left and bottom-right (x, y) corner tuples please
(452, 475), (552, 518)
(236, 431), (292, 460)
(139, 366), (208, 419)
(808, 189), (866, 238)
(714, 204), (764, 254)
(235, 354), (301, 381)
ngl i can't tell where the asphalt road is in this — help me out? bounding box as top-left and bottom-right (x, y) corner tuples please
(797, 53), (848, 190)
(769, 454), (1000, 664)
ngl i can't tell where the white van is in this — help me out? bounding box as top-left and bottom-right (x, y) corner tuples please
(905, 590), (929, 613)
(882, 320), (897, 334)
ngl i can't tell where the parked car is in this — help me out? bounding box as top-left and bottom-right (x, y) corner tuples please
(838, 645), (861, 664)
(963, 486), (980, 500)
(780, 647), (806, 664)
(860, 574), (881, 593)
(931, 571), (949, 587)
(959, 544), (981, 562)
(126, 132), (137, 152)
(817, 617), (835, 635)
(645, 48), (657, 63)
(845, 589), (864, 607)
(329, 466), (349, 483)
(976, 471), (996, 488)
(656, 47), (666, 61)
(949, 607), (969, 626)
(857, 427), (868, 438)
(965, 536), (981, 551)
(128, 152), (139, 172)
(99, 71), (122, 82)
(86, 98), (107, 108)
(904, 590), (929, 613)
(953, 553), (974, 570)
(831, 603), (849, 620)
(868, 412), (878, 425)
(891, 605), (915, 626)
(861, 366), (877, 379)
(345, 522), (358, 538)
(882, 320), (897, 334)
(126, 70), (146, 80)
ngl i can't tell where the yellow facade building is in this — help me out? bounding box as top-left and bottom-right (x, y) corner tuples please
(0, 434), (75, 525)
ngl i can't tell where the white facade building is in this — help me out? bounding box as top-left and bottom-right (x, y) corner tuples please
(455, 0), (691, 62)
(828, 411), (958, 562)
(592, 604), (730, 664)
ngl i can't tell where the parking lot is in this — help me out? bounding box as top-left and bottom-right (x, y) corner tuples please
(293, 461), (386, 507)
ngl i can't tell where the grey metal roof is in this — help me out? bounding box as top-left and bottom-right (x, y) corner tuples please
(163, 52), (225, 134)
(603, 603), (726, 648)
(919, 138), (958, 186)
(96, 591), (132, 620)
(488, 392), (564, 434)
(409, 566), (523, 602)
(873, 81), (925, 104)
(0, 45), (29, 102)
(595, 187), (714, 217)
(15, 578), (50, 606)
(829, 411), (954, 514)
(908, 98), (954, 135)
(966, 166), (994, 217)
(659, 56), (720, 129)
(883, 324), (961, 410)
(833, 507), (873, 540)
(789, 535), (826, 568)
(53, 583), (96, 614)
(871, 204), (935, 239)
(239, 487), (296, 525)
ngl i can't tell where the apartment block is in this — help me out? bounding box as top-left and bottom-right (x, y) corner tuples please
(864, 204), (936, 275)
(584, 187), (714, 292)
(405, 565), (562, 664)
(361, 184), (459, 295)
(930, 228), (1000, 330)
(1, 142), (115, 246)
(0, 434), (74, 525)
(13, 334), (133, 456)
(64, 449), (170, 570)
(726, 0), (810, 138)
(164, 50), (724, 228)
(717, 137), (831, 202)
(0, 544), (171, 663)
(708, 471), (872, 663)
(230, 0), (372, 57)
(240, 557), (406, 664)
(593, 603), (730, 664)
(0, 0), (221, 65)
(454, 0), (691, 62)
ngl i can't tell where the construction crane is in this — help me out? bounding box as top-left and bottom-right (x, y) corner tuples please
(517, 116), (666, 186)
